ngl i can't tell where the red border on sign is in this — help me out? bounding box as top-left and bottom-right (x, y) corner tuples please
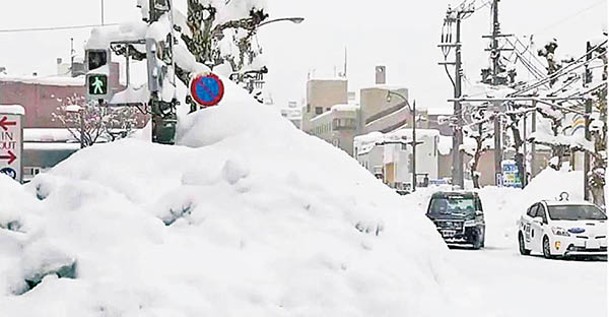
(190, 73), (225, 107)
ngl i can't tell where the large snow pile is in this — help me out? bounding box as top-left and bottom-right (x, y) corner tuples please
(0, 80), (472, 316)
(478, 168), (584, 248)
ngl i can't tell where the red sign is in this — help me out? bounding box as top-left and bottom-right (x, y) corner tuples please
(0, 116), (17, 131)
(0, 150), (16, 165)
(0, 106), (23, 182)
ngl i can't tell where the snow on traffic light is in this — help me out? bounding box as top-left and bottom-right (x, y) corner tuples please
(85, 49), (112, 101)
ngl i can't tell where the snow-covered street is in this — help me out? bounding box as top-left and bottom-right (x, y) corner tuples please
(448, 246), (607, 317)
(404, 168), (608, 317)
(0, 0), (607, 314)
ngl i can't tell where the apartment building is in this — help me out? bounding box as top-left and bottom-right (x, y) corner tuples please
(309, 104), (359, 156)
(302, 78), (348, 132)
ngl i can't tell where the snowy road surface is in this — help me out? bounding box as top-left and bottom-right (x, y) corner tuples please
(447, 246), (607, 317)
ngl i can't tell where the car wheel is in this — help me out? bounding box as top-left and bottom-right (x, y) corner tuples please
(542, 236), (553, 259)
(472, 230), (483, 250)
(518, 232), (530, 255)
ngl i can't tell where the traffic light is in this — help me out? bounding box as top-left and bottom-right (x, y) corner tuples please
(85, 49), (112, 100)
(87, 74), (108, 96)
(85, 49), (109, 72)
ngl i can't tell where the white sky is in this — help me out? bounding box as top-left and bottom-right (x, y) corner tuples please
(0, 0), (606, 113)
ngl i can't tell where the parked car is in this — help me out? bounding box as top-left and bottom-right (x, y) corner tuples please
(517, 196), (607, 259)
(426, 191), (486, 249)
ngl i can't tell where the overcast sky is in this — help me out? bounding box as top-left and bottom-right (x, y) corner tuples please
(0, 0), (606, 112)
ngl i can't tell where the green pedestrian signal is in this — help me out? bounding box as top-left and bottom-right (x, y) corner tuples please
(88, 74), (108, 96)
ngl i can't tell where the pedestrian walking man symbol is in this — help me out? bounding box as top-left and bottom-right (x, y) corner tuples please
(93, 77), (104, 94)
(88, 74), (107, 96)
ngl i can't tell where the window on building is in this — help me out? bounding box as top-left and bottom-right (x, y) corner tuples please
(315, 107), (323, 115)
(307, 104), (311, 113)
(332, 118), (357, 130)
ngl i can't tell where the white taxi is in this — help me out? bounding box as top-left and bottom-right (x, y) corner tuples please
(518, 196), (607, 259)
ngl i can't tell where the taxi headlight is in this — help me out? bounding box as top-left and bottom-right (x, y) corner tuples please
(464, 220), (476, 227)
(551, 226), (570, 237)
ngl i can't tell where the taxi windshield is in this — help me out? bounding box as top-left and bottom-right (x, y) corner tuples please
(547, 205), (607, 221)
(428, 196), (476, 217)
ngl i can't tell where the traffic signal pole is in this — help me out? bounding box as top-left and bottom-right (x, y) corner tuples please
(147, 0), (177, 145)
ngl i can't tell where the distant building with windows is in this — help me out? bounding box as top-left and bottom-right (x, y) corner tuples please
(276, 100), (302, 128)
(302, 78), (348, 132)
(354, 129), (440, 189)
(309, 104), (359, 156)
(0, 62), (121, 128)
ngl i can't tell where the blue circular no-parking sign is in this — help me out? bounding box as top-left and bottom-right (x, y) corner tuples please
(0, 167), (17, 180)
(190, 73), (225, 107)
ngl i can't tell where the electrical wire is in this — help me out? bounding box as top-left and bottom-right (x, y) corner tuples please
(512, 40), (608, 96)
(533, 0), (606, 35)
(0, 23), (119, 34)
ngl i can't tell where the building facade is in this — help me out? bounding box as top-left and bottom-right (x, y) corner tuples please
(0, 62), (121, 128)
(354, 129), (440, 189)
(303, 78), (348, 133)
(309, 104), (359, 156)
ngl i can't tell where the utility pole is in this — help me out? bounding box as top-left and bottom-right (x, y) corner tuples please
(412, 100), (417, 192)
(483, 0), (514, 185)
(439, 4), (474, 189)
(531, 102), (537, 177)
(523, 109), (527, 187)
(453, 16), (464, 189)
(583, 41), (593, 201)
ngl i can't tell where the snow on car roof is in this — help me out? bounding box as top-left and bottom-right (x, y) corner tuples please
(431, 191), (478, 197)
(542, 200), (597, 207)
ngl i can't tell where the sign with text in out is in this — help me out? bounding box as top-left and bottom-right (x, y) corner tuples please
(189, 72), (225, 107)
(0, 105), (24, 183)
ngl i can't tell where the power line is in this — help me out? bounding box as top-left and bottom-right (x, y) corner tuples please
(0, 23), (119, 34)
(533, 0), (606, 35)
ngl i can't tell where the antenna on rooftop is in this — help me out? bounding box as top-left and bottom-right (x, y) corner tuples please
(343, 46), (348, 78)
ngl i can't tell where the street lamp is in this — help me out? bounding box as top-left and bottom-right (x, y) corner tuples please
(258, 17), (305, 28)
(386, 90), (419, 192)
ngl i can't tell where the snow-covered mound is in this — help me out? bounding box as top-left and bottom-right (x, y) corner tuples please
(478, 168), (584, 248)
(0, 80), (468, 316)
